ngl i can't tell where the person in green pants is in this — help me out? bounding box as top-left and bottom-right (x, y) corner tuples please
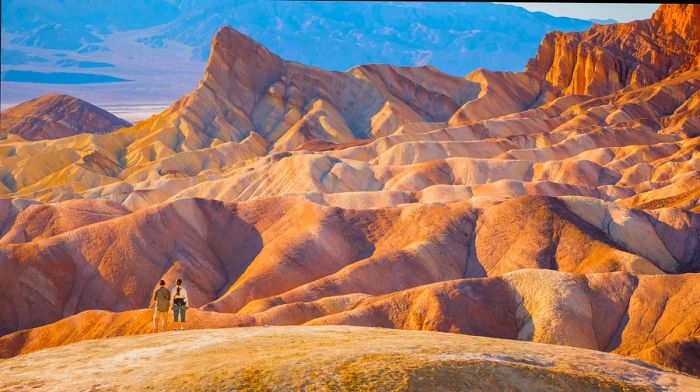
(171, 278), (189, 331)
(151, 280), (171, 333)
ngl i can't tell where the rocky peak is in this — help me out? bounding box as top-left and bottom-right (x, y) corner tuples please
(651, 4), (699, 40)
(201, 26), (285, 103)
(525, 4), (700, 102)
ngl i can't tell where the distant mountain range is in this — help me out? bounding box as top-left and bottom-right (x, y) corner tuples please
(1, 0), (601, 105)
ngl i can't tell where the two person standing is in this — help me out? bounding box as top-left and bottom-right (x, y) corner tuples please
(151, 278), (189, 333)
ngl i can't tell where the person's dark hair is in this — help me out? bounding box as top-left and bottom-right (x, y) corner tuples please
(176, 278), (182, 295)
(159, 280), (165, 286)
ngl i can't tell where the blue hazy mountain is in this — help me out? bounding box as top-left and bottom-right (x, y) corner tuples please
(160, 1), (596, 72)
(1, 1), (595, 73)
(1, 1), (595, 103)
(1, 0), (180, 52)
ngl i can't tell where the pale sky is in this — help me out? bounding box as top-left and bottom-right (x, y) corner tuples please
(499, 3), (660, 23)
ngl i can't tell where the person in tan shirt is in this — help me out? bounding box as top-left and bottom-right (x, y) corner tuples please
(151, 280), (171, 333)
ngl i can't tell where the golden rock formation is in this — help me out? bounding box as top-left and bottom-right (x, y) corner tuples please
(0, 4), (698, 381)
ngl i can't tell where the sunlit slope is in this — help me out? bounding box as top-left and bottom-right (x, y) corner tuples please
(2, 326), (698, 391)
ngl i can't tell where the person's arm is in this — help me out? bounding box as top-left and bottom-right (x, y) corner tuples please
(183, 288), (189, 308)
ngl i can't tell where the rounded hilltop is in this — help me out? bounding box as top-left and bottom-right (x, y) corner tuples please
(0, 93), (131, 140)
(2, 326), (698, 391)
